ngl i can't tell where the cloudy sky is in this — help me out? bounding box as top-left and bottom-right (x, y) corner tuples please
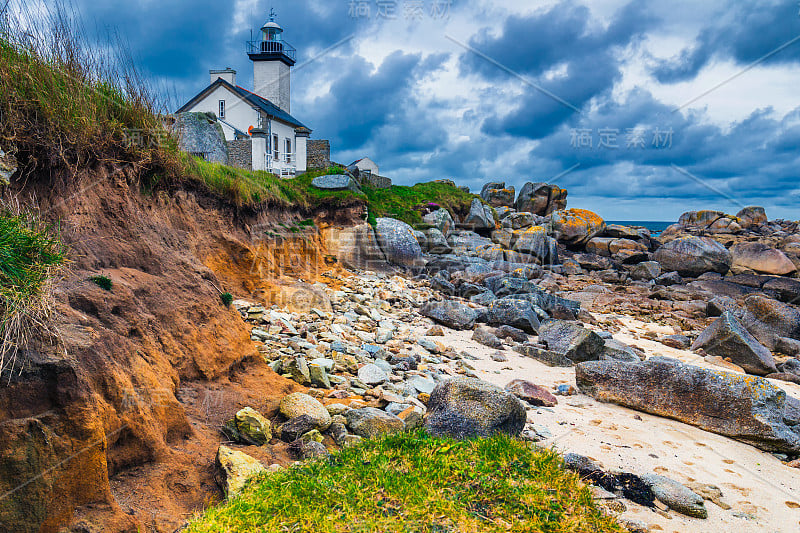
(14, 0), (800, 221)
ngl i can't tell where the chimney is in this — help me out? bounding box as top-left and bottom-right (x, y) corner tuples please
(210, 68), (236, 86)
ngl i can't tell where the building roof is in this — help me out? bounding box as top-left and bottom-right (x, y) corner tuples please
(176, 78), (309, 131)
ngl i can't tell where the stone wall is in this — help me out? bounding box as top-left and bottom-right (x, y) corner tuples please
(228, 139), (252, 170)
(307, 140), (331, 169)
(361, 173), (392, 189)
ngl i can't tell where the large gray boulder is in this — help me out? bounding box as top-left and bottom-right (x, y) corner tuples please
(424, 378), (527, 438)
(654, 236), (732, 277)
(481, 182), (515, 208)
(375, 218), (424, 268)
(516, 182), (568, 215)
(424, 228), (452, 254)
(740, 294), (800, 350)
(576, 357), (800, 453)
(691, 311), (777, 376)
(512, 226), (558, 265)
(538, 320), (605, 363)
(311, 174), (361, 193)
(422, 209), (456, 238)
(420, 300), (480, 330)
(486, 298), (542, 333)
(464, 198), (495, 230)
(730, 242), (796, 276)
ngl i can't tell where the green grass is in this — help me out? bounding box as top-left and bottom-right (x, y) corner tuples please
(220, 292), (233, 307)
(0, 206), (64, 373)
(363, 181), (477, 227)
(187, 432), (622, 533)
(88, 275), (112, 291)
(184, 157), (363, 209)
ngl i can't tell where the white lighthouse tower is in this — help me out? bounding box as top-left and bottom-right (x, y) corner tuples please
(248, 9), (296, 113)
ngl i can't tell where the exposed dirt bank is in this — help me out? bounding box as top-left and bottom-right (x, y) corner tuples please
(0, 166), (359, 532)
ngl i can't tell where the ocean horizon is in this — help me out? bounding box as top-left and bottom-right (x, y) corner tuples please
(605, 220), (673, 236)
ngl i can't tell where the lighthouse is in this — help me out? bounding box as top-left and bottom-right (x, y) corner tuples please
(248, 9), (296, 113)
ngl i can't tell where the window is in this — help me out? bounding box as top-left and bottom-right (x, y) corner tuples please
(285, 139), (292, 163)
(218, 100), (225, 119)
(257, 113), (263, 128)
(273, 134), (279, 161)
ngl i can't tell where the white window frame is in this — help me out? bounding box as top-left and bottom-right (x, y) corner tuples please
(218, 100), (225, 119)
(273, 134), (279, 161)
(285, 138), (292, 163)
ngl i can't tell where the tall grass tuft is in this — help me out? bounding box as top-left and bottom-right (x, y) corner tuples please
(0, 0), (179, 180)
(0, 200), (64, 375)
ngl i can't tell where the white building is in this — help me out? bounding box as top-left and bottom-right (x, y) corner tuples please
(177, 11), (309, 175)
(348, 157), (379, 176)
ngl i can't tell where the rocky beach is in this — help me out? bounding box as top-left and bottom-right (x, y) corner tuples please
(194, 180), (800, 533)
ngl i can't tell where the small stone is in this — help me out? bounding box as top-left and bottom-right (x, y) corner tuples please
(215, 445), (265, 498)
(234, 407), (271, 445)
(504, 379), (558, 407)
(279, 392), (332, 431)
(426, 325), (445, 336)
(309, 363), (331, 389)
(640, 474), (708, 519)
(358, 363), (388, 386)
(279, 415), (318, 442)
(346, 407), (405, 438)
(491, 351), (508, 362)
(408, 375), (436, 395)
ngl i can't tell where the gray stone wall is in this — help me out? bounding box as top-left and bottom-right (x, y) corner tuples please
(307, 140), (331, 169)
(228, 139), (252, 170)
(361, 173), (392, 189)
(173, 112), (228, 164)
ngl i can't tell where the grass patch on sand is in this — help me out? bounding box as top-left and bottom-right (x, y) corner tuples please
(187, 432), (622, 533)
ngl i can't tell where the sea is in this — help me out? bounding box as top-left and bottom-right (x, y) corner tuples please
(606, 221), (673, 237)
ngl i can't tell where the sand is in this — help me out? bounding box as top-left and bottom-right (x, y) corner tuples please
(416, 315), (800, 533)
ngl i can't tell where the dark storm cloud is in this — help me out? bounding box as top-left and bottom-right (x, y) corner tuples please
(460, 1), (659, 140)
(652, 1), (800, 83)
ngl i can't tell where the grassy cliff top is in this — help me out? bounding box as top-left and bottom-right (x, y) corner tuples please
(187, 432), (622, 533)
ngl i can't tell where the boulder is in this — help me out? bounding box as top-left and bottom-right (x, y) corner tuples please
(512, 226), (558, 265)
(486, 298), (542, 333)
(691, 312), (777, 376)
(422, 209), (456, 238)
(576, 357), (800, 453)
(234, 407), (271, 446)
(654, 236), (731, 277)
(424, 378), (527, 438)
(346, 407), (404, 439)
(730, 242), (796, 276)
(514, 344), (576, 367)
(740, 295), (800, 350)
(573, 253), (614, 271)
(420, 300), (480, 330)
(549, 209), (606, 247)
(464, 198), (496, 230)
(507, 212), (533, 229)
(736, 206), (768, 228)
(640, 474), (707, 519)
(630, 261), (662, 281)
(311, 174), (361, 193)
(425, 229), (452, 254)
(279, 392), (332, 431)
(215, 445), (265, 498)
(515, 182), (568, 216)
(600, 339), (641, 362)
(538, 320), (605, 363)
(375, 218), (424, 268)
(482, 185), (516, 208)
(763, 277), (800, 303)
(504, 379), (558, 407)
